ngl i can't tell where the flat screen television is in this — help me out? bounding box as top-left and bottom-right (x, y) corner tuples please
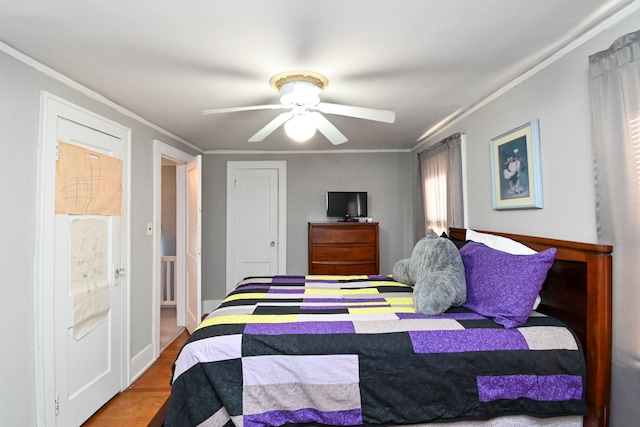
(326, 191), (368, 221)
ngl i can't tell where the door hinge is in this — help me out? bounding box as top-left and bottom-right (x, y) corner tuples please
(54, 393), (59, 415)
(55, 144), (59, 161)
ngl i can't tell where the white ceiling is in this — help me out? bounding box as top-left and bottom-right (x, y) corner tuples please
(0, 0), (635, 151)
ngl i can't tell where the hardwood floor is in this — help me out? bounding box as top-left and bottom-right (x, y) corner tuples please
(160, 306), (185, 351)
(82, 330), (189, 427)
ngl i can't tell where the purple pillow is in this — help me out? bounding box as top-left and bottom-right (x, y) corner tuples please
(459, 242), (556, 328)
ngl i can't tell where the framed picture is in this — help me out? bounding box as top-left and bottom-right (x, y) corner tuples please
(490, 120), (543, 210)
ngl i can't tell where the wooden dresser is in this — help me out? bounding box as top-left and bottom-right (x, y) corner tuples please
(308, 222), (380, 275)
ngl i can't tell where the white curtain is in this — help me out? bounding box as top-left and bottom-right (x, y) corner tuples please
(418, 133), (464, 237)
(589, 29), (640, 427)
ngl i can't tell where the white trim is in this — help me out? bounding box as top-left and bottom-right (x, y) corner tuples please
(129, 342), (156, 384)
(226, 161), (287, 293)
(0, 40), (202, 154)
(205, 148), (410, 155)
(33, 90), (53, 427)
(4, 1), (640, 157)
(0, 39), (406, 157)
(411, 0), (640, 151)
(175, 163), (187, 327)
(34, 92), (132, 425)
(152, 140), (194, 362)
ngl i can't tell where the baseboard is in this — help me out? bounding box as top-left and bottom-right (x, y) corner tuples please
(129, 341), (155, 383)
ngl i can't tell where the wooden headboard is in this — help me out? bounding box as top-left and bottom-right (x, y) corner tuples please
(448, 228), (612, 427)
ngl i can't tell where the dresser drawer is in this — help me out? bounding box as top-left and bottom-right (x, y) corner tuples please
(310, 226), (377, 244)
(309, 262), (379, 275)
(311, 244), (376, 261)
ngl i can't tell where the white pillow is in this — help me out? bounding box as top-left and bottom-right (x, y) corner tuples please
(466, 229), (542, 310)
(466, 229), (536, 255)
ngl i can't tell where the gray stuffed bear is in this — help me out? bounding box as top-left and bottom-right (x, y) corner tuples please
(392, 229), (466, 315)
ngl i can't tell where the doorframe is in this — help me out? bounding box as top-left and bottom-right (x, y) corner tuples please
(34, 92), (132, 425)
(152, 140), (195, 359)
(226, 161), (287, 293)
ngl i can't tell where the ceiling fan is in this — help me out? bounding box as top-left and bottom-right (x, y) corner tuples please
(202, 71), (395, 145)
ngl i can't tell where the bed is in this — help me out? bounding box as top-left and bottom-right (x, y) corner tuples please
(164, 228), (612, 427)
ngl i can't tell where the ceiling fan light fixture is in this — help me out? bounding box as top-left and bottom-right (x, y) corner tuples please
(284, 113), (316, 142)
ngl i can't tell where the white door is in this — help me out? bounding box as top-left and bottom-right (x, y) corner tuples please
(53, 120), (126, 425)
(185, 155), (202, 333)
(226, 161), (287, 293)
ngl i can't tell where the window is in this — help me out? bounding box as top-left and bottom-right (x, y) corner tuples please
(422, 159), (447, 234)
(418, 133), (464, 236)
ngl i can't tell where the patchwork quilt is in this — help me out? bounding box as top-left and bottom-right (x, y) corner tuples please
(166, 275), (586, 427)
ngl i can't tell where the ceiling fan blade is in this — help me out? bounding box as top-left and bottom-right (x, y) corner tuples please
(310, 112), (348, 145)
(203, 104), (285, 115)
(315, 102), (395, 123)
(248, 112), (293, 142)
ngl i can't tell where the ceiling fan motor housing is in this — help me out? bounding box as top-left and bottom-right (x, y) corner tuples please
(279, 81), (321, 108)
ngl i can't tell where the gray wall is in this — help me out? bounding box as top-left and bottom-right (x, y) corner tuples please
(0, 48), (198, 424)
(161, 165), (177, 256)
(1, 48), (40, 427)
(201, 151), (413, 301)
(416, 9), (640, 426)
(421, 55), (599, 243)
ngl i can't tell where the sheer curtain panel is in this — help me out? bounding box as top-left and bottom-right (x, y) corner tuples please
(418, 133), (464, 237)
(589, 29), (640, 427)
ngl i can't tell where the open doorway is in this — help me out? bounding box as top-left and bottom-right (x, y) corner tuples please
(153, 140), (201, 360)
(160, 158), (184, 350)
